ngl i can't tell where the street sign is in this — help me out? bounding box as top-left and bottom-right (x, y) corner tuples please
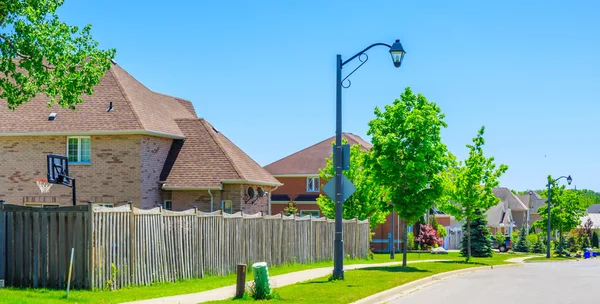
(322, 174), (356, 203)
(333, 144), (351, 170)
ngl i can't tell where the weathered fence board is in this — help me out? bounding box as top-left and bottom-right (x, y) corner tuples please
(1, 204), (91, 289)
(1, 203), (369, 290)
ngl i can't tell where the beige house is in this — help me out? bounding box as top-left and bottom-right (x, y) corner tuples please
(486, 188), (529, 235)
(0, 62), (281, 213)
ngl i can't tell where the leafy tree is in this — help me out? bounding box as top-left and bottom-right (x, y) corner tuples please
(514, 227), (530, 253)
(532, 237), (545, 254)
(317, 141), (387, 229)
(436, 224), (448, 239)
(460, 209), (493, 257)
(283, 202), (298, 216)
(439, 126), (508, 261)
(581, 235), (591, 250)
(592, 231), (599, 248)
(534, 183), (589, 253)
(367, 87), (449, 266)
(1, 0), (115, 109)
(414, 224), (443, 249)
(407, 232), (415, 250)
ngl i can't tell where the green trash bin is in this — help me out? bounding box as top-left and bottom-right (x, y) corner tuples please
(252, 262), (271, 298)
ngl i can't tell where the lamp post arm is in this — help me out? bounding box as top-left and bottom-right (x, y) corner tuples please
(553, 176), (569, 183)
(341, 43), (392, 67)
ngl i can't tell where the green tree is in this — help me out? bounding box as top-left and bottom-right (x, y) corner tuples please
(532, 237), (545, 254)
(460, 209), (493, 257)
(367, 87), (450, 266)
(1, 0), (115, 109)
(514, 226), (530, 253)
(592, 231), (599, 248)
(439, 126), (508, 261)
(317, 141), (387, 229)
(534, 182), (589, 254)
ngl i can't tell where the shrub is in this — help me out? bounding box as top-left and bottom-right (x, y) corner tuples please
(567, 235), (579, 253)
(514, 227), (530, 253)
(407, 232), (415, 251)
(414, 224), (443, 249)
(436, 224), (448, 239)
(532, 237), (545, 254)
(593, 231), (599, 248)
(494, 233), (506, 245)
(581, 236), (591, 250)
(526, 233), (539, 247)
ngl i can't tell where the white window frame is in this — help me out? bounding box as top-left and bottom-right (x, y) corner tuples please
(66, 136), (91, 164)
(306, 177), (320, 192)
(163, 200), (173, 211)
(222, 200), (233, 214)
(24, 202), (60, 208)
(300, 210), (320, 218)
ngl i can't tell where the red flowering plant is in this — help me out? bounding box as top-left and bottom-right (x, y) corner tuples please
(414, 224), (444, 249)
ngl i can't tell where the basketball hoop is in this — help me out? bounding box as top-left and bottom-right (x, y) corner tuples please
(36, 178), (53, 193)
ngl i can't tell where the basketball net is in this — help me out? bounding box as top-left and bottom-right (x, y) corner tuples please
(36, 178), (53, 193)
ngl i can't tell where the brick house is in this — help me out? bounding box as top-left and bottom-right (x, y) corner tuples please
(0, 62), (281, 213)
(264, 133), (402, 252)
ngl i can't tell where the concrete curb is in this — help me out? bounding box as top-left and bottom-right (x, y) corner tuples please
(351, 263), (525, 304)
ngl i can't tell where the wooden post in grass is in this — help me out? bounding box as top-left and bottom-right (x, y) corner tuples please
(235, 264), (247, 298)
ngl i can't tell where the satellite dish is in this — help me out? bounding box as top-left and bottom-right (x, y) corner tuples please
(257, 187), (265, 197)
(247, 187), (255, 198)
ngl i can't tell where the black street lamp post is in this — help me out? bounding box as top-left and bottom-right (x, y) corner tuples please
(333, 39), (406, 280)
(546, 175), (572, 258)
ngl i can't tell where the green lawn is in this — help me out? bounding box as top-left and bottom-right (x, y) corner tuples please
(209, 260), (511, 303)
(0, 252), (526, 304)
(525, 256), (580, 262)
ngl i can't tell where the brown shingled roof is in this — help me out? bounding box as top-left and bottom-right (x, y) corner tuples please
(163, 118), (281, 189)
(0, 62), (195, 137)
(264, 133), (372, 175)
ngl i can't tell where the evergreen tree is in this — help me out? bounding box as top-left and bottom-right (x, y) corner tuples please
(567, 236), (579, 253)
(532, 237), (546, 254)
(593, 231), (599, 248)
(514, 227), (530, 253)
(581, 236), (591, 250)
(460, 209), (493, 257)
(554, 237), (568, 256)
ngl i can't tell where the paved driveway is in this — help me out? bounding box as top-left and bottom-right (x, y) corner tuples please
(389, 259), (600, 304)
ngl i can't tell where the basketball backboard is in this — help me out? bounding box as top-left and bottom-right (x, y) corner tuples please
(47, 154), (71, 186)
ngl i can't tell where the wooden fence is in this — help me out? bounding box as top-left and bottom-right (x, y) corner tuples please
(0, 204), (92, 289)
(0, 203), (370, 290)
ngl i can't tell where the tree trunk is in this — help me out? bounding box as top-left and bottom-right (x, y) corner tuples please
(467, 217), (471, 262)
(402, 219), (408, 267)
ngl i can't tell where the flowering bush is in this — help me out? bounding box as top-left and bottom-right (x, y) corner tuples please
(414, 224), (444, 249)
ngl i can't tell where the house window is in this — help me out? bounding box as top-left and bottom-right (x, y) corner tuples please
(67, 137), (91, 164)
(24, 202), (60, 208)
(95, 203), (114, 208)
(222, 200), (233, 214)
(300, 210), (320, 218)
(306, 177), (320, 192)
(163, 200), (172, 211)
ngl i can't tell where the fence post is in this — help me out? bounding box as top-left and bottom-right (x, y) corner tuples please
(354, 217), (359, 258)
(235, 264), (247, 298)
(128, 201), (135, 287)
(87, 201), (94, 290)
(0, 200), (6, 283)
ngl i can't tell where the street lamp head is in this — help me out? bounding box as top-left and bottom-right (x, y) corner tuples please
(389, 39), (406, 68)
(567, 175), (572, 185)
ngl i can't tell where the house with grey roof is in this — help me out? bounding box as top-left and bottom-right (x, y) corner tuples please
(0, 61), (281, 213)
(486, 188), (529, 235)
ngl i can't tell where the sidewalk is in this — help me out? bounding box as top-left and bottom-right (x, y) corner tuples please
(123, 259), (449, 304)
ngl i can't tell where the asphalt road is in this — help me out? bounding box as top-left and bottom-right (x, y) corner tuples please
(389, 259), (600, 304)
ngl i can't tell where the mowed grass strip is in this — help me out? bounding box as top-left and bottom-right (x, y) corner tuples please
(0, 252), (524, 304)
(210, 261), (499, 303)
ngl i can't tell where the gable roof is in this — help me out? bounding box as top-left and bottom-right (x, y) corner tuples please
(0, 62), (195, 138)
(518, 191), (546, 213)
(264, 133), (372, 175)
(486, 202), (513, 227)
(163, 118), (281, 189)
(493, 188), (528, 212)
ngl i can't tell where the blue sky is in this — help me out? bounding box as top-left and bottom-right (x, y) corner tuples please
(58, 1), (599, 191)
